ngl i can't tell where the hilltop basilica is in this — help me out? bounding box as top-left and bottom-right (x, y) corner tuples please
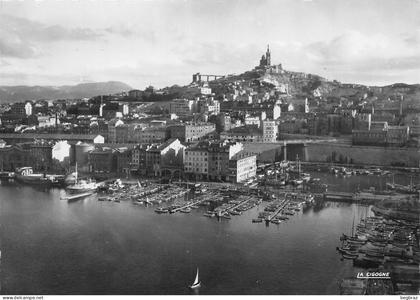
(259, 45), (271, 67)
(256, 45), (283, 74)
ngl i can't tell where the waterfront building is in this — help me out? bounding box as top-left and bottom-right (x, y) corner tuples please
(70, 142), (95, 172)
(88, 147), (117, 173)
(0, 143), (32, 170)
(184, 140), (246, 182)
(228, 151), (257, 183)
(115, 147), (132, 175)
(131, 144), (148, 174)
(145, 138), (185, 177)
(30, 141), (53, 171)
(0, 141), (52, 171)
(168, 122), (216, 143)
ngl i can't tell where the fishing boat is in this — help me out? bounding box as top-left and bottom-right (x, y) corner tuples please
(189, 268), (201, 289)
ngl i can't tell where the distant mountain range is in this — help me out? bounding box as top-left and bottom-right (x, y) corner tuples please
(0, 81), (132, 103)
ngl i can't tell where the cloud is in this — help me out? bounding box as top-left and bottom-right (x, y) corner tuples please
(0, 35), (39, 58)
(0, 14), (102, 58)
(301, 30), (420, 73)
(105, 26), (156, 42)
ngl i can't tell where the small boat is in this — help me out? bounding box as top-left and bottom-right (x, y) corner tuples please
(155, 207), (168, 214)
(271, 219), (281, 225)
(180, 207), (192, 213)
(336, 247), (351, 254)
(189, 268), (201, 289)
(230, 210), (242, 216)
(252, 218), (263, 223)
(203, 213), (214, 218)
(342, 253), (358, 260)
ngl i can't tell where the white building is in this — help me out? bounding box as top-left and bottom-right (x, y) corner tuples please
(261, 119), (277, 142)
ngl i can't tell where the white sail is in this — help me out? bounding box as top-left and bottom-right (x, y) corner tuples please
(193, 268), (199, 285)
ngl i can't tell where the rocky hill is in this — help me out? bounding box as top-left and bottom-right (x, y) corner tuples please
(0, 81), (132, 103)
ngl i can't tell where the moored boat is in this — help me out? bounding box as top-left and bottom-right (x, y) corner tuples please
(15, 167), (54, 186)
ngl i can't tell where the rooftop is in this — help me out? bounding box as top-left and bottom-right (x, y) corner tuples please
(224, 125), (262, 136)
(230, 150), (256, 161)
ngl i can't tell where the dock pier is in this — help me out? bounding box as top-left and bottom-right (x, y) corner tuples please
(265, 198), (291, 222)
(169, 197), (208, 213)
(214, 196), (254, 217)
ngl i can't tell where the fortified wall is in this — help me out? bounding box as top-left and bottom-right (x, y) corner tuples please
(306, 143), (420, 167)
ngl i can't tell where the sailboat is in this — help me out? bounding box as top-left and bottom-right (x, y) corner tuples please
(189, 268), (201, 289)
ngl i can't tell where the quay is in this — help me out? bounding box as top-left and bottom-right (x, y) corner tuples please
(323, 191), (412, 204)
(61, 192), (95, 201)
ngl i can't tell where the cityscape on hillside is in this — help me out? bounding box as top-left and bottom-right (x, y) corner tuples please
(0, 0), (419, 298)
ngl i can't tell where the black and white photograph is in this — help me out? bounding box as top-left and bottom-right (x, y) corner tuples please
(0, 0), (419, 297)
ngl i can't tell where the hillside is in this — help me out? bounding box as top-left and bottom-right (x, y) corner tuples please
(0, 81), (132, 103)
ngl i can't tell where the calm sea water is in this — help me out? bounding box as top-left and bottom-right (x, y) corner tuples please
(0, 172), (417, 295)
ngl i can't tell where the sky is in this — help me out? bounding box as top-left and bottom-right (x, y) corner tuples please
(1, 0), (420, 88)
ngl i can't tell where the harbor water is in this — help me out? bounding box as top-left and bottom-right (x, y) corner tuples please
(0, 172), (417, 294)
